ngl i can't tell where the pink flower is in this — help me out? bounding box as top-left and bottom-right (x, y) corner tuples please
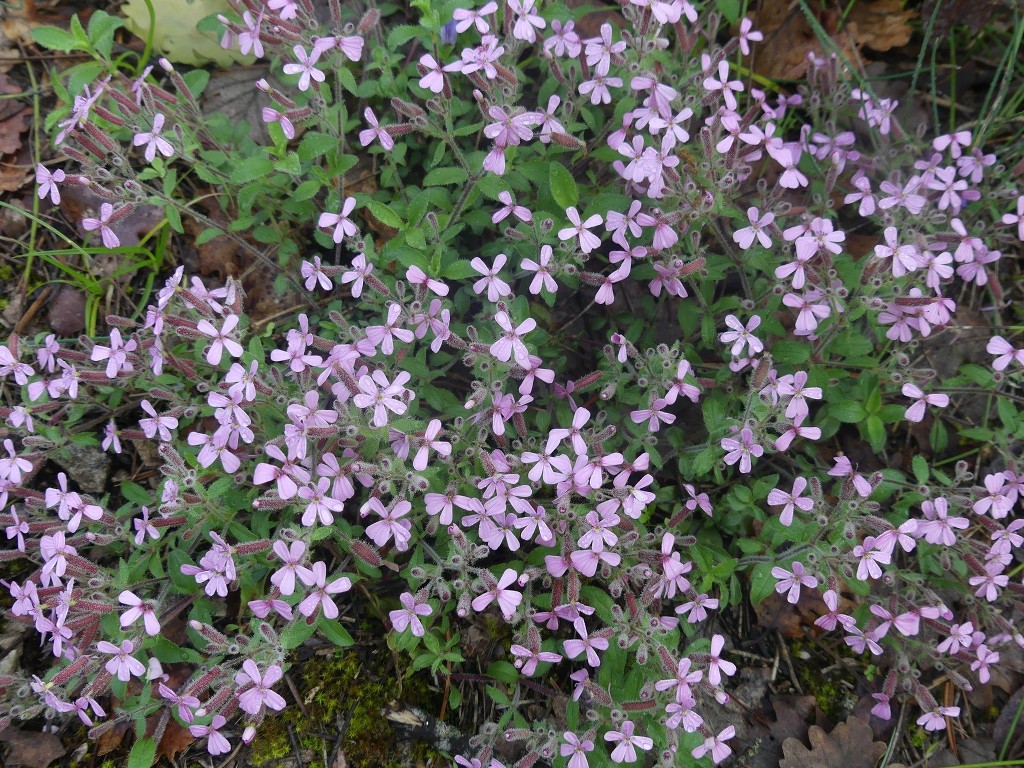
(197, 314), (243, 366)
(417, 53), (444, 93)
(406, 265), (449, 297)
(282, 45), (324, 91)
(720, 428), (763, 474)
(703, 60), (743, 110)
(98, 639), (146, 682)
(521, 245), (558, 295)
(470, 254), (513, 301)
(691, 725), (735, 764)
(133, 113), (174, 162)
(119, 590), (161, 636)
(389, 591), (433, 636)
(987, 336), (1024, 371)
(189, 715), (231, 755)
(719, 314), (763, 357)
(770, 475), (815, 528)
(771, 561), (817, 603)
(362, 497), (413, 551)
(36, 164), (66, 205)
(235, 660), (287, 715)
(490, 311), (536, 367)
(901, 382), (949, 423)
(732, 206), (773, 249)
(359, 107), (394, 150)
(561, 732), (594, 768)
(297, 561), (352, 619)
(472, 568), (522, 620)
(707, 634), (737, 686)
(917, 706), (959, 732)
(82, 203), (121, 249)
(319, 197), (358, 243)
(605, 720), (653, 764)
(558, 207), (603, 254)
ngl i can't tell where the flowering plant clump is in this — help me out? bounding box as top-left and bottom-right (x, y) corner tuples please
(6, 0), (1024, 766)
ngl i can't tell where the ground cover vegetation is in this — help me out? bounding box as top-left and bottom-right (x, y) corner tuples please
(1, 0), (1024, 766)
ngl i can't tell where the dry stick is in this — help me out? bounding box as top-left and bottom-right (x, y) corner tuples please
(776, 631), (804, 694)
(13, 284), (51, 334)
(285, 672), (311, 719)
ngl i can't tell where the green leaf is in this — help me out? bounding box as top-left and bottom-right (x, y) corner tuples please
(486, 660), (520, 685)
(230, 156), (275, 184)
(387, 24), (424, 49)
(689, 447), (718, 478)
(771, 340), (810, 364)
(423, 167), (469, 186)
(911, 455), (929, 485)
(128, 737), (157, 768)
(749, 562), (776, 605)
(828, 400), (868, 423)
(319, 618), (355, 648)
(366, 200), (403, 229)
(548, 162), (578, 209)
(87, 10), (124, 59)
(298, 132), (338, 162)
(165, 205), (184, 234)
(31, 25), (89, 53)
(280, 619), (317, 650)
(865, 415), (886, 453)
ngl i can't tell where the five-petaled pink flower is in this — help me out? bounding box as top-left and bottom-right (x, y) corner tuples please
(235, 660), (287, 715)
(719, 314), (763, 357)
(471, 568), (522, 620)
(605, 720), (653, 764)
(390, 591), (433, 636)
(490, 311), (536, 367)
(771, 561), (818, 603)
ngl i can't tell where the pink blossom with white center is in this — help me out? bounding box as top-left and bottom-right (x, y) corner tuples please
(82, 202), (121, 249)
(655, 657), (702, 703)
(1001, 195), (1024, 240)
(235, 660), (286, 716)
(853, 535), (890, 580)
(133, 113), (174, 162)
(139, 399), (177, 442)
(414, 419), (451, 471)
(707, 634), (737, 686)
(366, 303), (414, 356)
(282, 45), (324, 91)
(878, 176), (927, 214)
(118, 589), (162, 636)
(584, 23), (625, 73)
(783, 291), (831, 335)
(563, 618), (608, 666)
(236, 9), (264, 57)
(733, 207), (774, 249)
(36, 164), (66, 205)
(771, 561), (817, 603)
(703, 60), (744, 110)
(472, 568), (522, 620)
(390, 591), (433, 636)
(775, 421), (822, 451)
(197, 314), (243, 366)
(318, 197), (358, 243)
(560, 732), (594, 768)
(544, 19), (582, 57)
(874, 226), (923, 277)
(341, 253), (374, 298)
(301, 256), (333, 291)
(630, 397), (675, 432)
(917, 706), (959, 731)
(691, 725), (735, 765)
(452, 2), (497, 33)
(767, 476), (814, 526)
(721, 427), (762, 474)
(253, 443), (311, 500)
(719, 314), (763, 357)
(299, 477), (344, 526)
(901, 382), (949, 423)
(987, 335), (1024, 371)
(972, 645), (1000, 683)
(359, 107), (394, 150)
(362, 497), (413, 551)
(509, 0), (546, 42)
(920, 497), (969, 544)
(973, 473), (1015, 518)
(189, 715), (231, 755)
(604, 720), (654, 764)
(737, 17), (763, 54)
(936, 621), (975, 654)
(558, 206), (603, 254)
(470, 254), (513, 301)
(490, 311), (536, 367)
(296, 561), (352, 619)
(493, 191), (532, 224)
(677, 592), (719, 623)
(97, 639), (146, 682)
(510, 641), (562, 676)
(270, 540), (306, 596)
(417, 53), (445, 93)
(484, 106), (540, 147)
(353, 370), (413, 427)
(815, 589), (856, 632)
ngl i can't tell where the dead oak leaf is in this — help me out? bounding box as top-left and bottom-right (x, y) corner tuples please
(0, 726), (66, 768)
(846, 0), (916, 52)
(779, 716), (885, 768)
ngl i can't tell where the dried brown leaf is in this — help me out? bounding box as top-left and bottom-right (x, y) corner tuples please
(846, 0), (916, 52)
(0, 726), (66, 768)
(779, 716), (885, 768)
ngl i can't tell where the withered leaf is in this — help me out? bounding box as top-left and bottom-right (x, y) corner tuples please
(779, 716), (885, 768)
(0, 727), (66, 768)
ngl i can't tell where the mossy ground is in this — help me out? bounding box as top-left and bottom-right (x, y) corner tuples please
(247, 648), (443, 768)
